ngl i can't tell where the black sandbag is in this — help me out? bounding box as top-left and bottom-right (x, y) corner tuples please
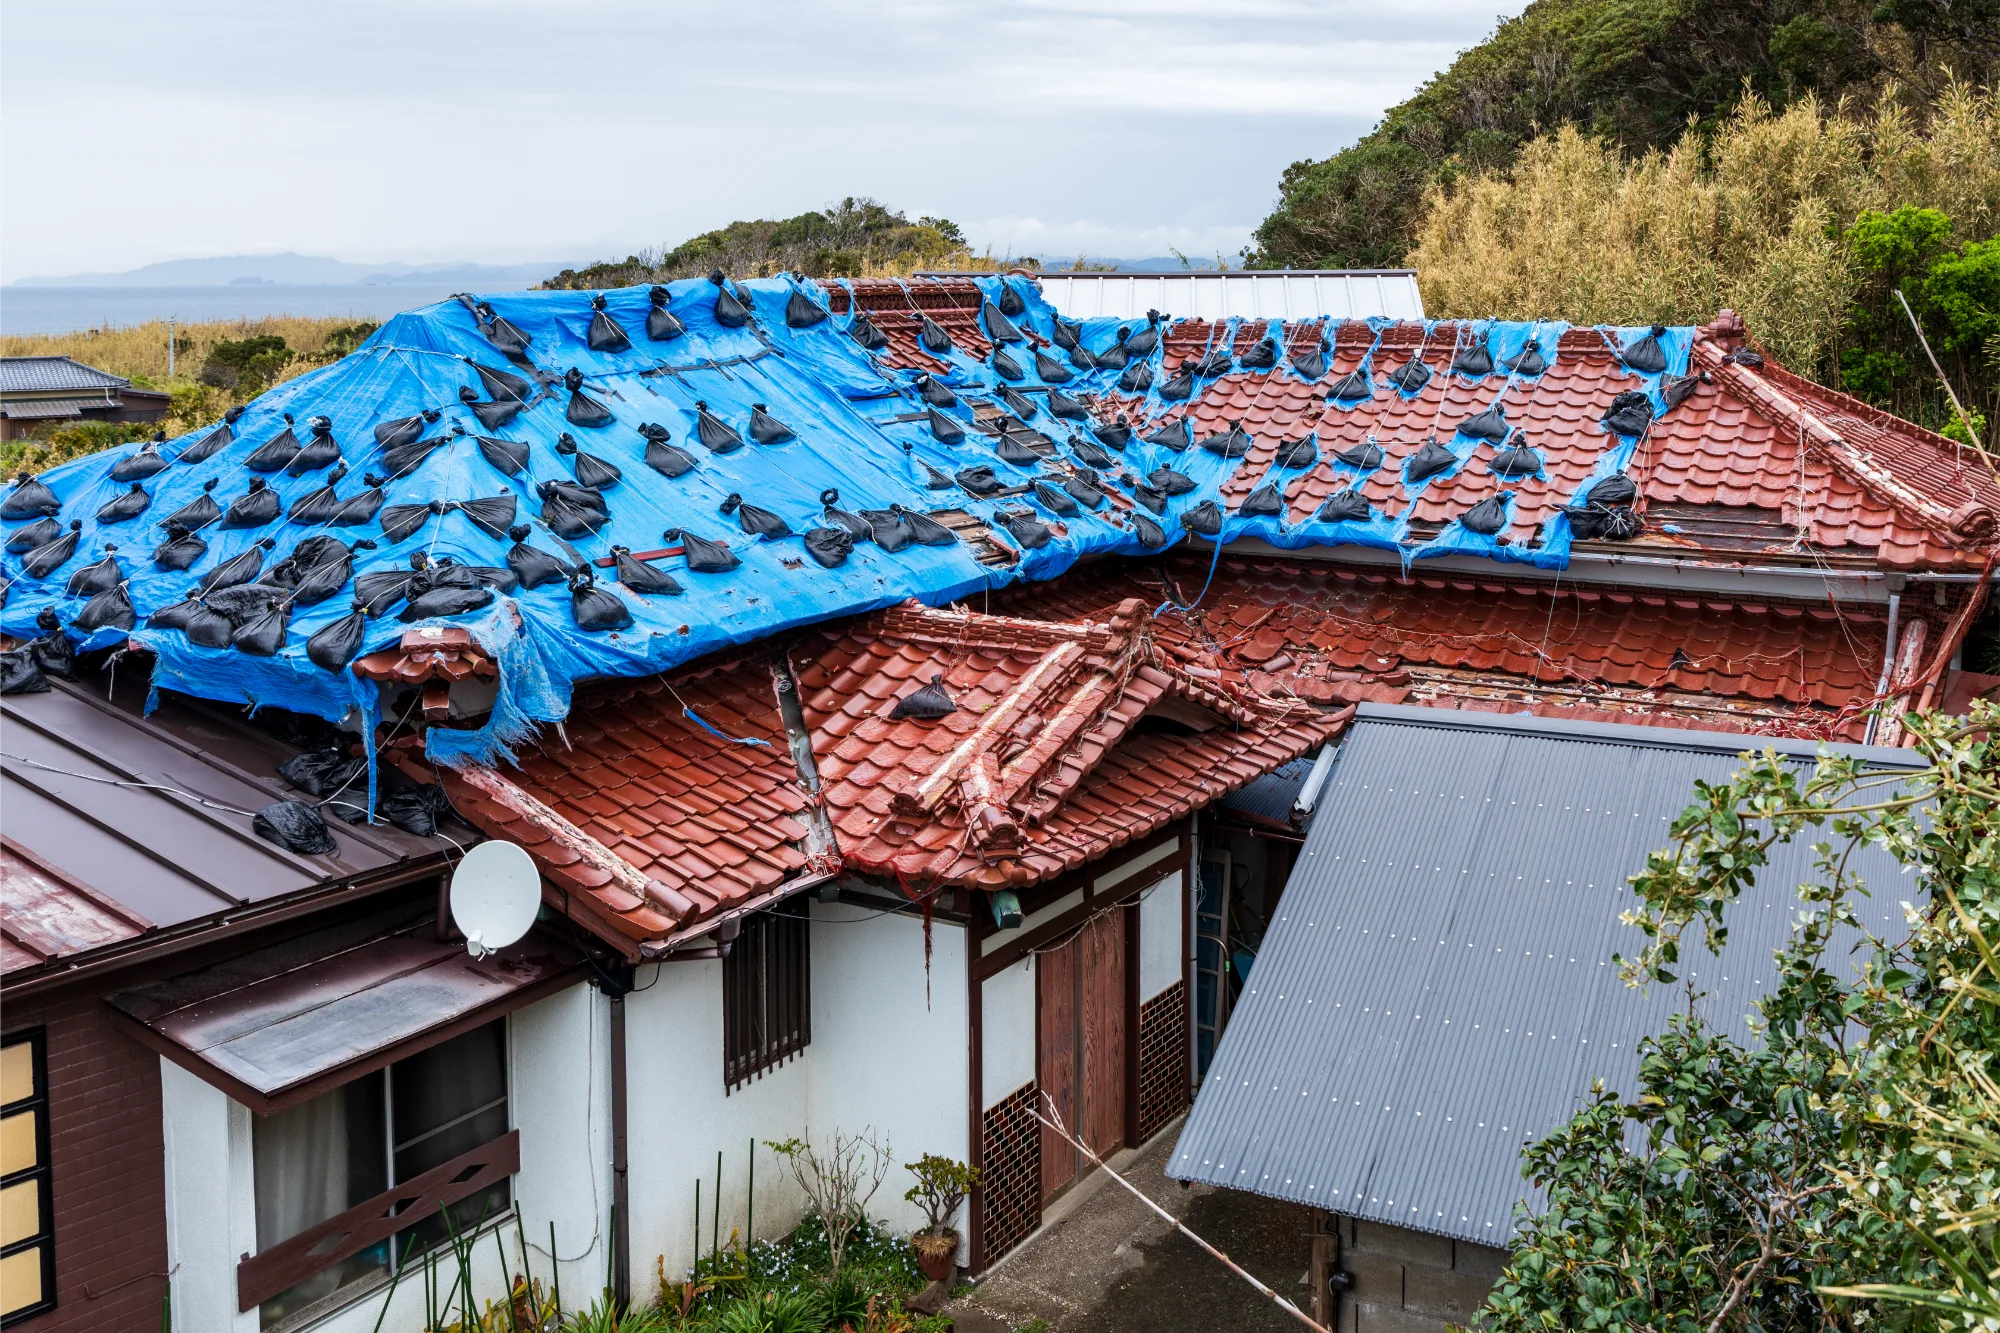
(253, 801), (337, 855)
(1291, 339), (1329, 381)
(1239, 338), (1279, 371)
(221, 479), (280, 529)
(1144, 418), (1190, 451)
(588, 295), (632, 352)
(711, 272), (752, 328)
(1326, 365), (1373, 401)
(199, 538), (275, 593)
(400, 585), (495, 622)
(748, 404), (796, 445)
(1071, 437), (1114, 469)
(3, 474), (60, 520)
(998, 385), (1038, 419)
(1148, 466), (1196, 496)
(996, 283), (1026, 319)
(919, 315), (954, 354)
(475, 302), (534, 357)
(1502, 338), (1547, 376)
(1459, 492), (1511, 535)
(608, 546), (681, 594)
(1584, 473), (1637, 508)
(460, 564), (517, 593)
(471, 358), (534, 405)
(564, 369), (615, 428)
(66, 550), (123, 597)
(476, 433), (530, 475)
(861, 509), (913, 552)
(921, 463), (954, 490)
(1602, 390), (1654, 437)
(376, 784), (450, 837)
(506, 528), (568, 589)
(891, 673), (957, 720)
(785, 287), (828, 329)
(1132, 513), (1168, 548)
(233, 598), (290, 654)
(111, 442), (170, 482)
(925, 408), (965, 445)
(306, 608), (368, 671)
(184, 600), (238, 647)
(1123, 312), (1162, 358)
(1317, 489), (1372, 523)
(1565, 503), (1607, 540)
(354, 566), (421, 616)
(381, 431), (446, 479)
(819, 490), (872, 539)
(995, 433), (1041, 466)
(802, 527), (853, 569)
(245, 423), (302, 472)
(992, 349), (1025, 382)
(1033, 351), (1071, 383)
(1092, 330), (1131, 372)
(1182, 500), (1223, 535)
(1621, 324), (1668, 374)
(153, 524), (207, 571)
(74, 583), (136, 633)
(1194, 348), (1233, 378)
(283, 545), (356, 606)
(379, 504), (433, 544)
(270, 534), (350, 585)
(915, 375), (957, 408)
(955, 466), (1003, 496)
(1238, 482), (1287, 519)
(28, 611), (74, 680)
(694, 401), (744, 453)
(647, 287), (688, 342)
(1200, 422), (1253, 458)
(461, 495), (520, 539)
(1490, 438), (1542, 479)
(279, 747), (365, 798)
(1129, 479), (1166, 513)
(331, 486), (384, 527)
(535, 484), (606, 541)
(1386, 358), (1432, 393)
(21, 522), (82, 578)
(556, 434), (623, 489)
(665, 528), (740, 573)
(146, 597), (200, 632)
(1118, 361), (1153, 394)
(95, 483), (151, 524)
(1070, 344), (1099, 373)
(177, 413), (239, 464)
(892, 505), (957, 547)
(7, 517), (59, 552)
(1031, 480), (1080, 517)
(1158, 365), (1196, 401)
(283, 418), (340, 476)
(848, 310), (887, 351)
(0, 649), (48, 695)
(721, 493), (791, 539)
(1335, 439), (1383, 470)
(1451, 340), (1493, 376)
(1275, 435), (1319, 469)
(994, 508), (1052, 550)
(466, 383), (523, 427)
(1093, 416), (1133, 449)
(1061, 473), (1106, 508)
(1600, 507), (1643, 539)
(983, 301), (1024, 344)
(1456, 401), (1510, 441)
(1050, 317), (1082, 352)
(1661, 373), (1700, 414)
(1406, 437), (1460, 484)
(645, 435), (698, 478)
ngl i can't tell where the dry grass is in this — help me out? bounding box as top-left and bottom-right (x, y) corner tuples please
(0, 313), (365, 385)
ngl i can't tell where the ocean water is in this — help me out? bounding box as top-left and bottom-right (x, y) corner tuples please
(0, 283), (491, 336)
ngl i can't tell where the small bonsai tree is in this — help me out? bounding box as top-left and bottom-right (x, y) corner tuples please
(904, 1153), (978, 1239)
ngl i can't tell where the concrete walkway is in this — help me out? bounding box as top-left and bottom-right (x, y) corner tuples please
(946, 1122), (1314, 1333)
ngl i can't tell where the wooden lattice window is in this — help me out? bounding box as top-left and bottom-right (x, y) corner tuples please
(1, 1029), (55, 1327)
(1138, 982), (1191, 1142)
(980, 1082), (1041, 1263)
(724, 910), (811, 1092)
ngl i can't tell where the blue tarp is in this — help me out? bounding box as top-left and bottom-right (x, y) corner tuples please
(0, 277), (1691, 762)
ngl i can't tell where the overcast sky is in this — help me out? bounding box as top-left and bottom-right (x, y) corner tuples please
(1, 0), (1520, 281)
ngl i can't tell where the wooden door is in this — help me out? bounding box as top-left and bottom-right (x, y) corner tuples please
(1037, 911), (1129, 1201)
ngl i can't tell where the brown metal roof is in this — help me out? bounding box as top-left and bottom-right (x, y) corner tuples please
(109, 907), (587, 1113)
(1, 675), (448, 983)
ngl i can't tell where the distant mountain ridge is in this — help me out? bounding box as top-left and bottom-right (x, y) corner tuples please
(10, 253), (581, 288)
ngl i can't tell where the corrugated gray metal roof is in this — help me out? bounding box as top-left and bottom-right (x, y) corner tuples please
(1171, 704), (1922, 1245)
(0, 356), (129, 393)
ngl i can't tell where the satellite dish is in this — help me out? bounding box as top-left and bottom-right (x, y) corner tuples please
(450, 841), (541, 959)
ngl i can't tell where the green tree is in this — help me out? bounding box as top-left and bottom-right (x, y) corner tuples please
(199, 333), (292, 393)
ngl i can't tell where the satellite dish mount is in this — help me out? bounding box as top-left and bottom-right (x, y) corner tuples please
(449, 841), (541, 958)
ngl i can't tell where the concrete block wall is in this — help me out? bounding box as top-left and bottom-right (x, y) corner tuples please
(1335, 1217), (1508, 1332)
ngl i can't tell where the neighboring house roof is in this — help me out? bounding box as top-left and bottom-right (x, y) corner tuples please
(988, 270), (1426, 322)
(0, 355), (130, 393)
(1168, 704), (1922, 1246)
(0, 400), (87, 420)
(0, 672), (448, 988)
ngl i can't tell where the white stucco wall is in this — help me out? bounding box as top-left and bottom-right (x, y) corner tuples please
(980, 956), (1036, 1109)
(1139, 869), (1186, 1001)
(162, 1059), (257, 1333)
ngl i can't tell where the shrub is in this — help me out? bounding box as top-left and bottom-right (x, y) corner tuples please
(902, 1156), (977, 1237)
(199, 333), (292, 392)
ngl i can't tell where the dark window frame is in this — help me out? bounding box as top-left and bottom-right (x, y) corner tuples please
(723, 910), (811, 1091)
(1, 1027), (56, 1328)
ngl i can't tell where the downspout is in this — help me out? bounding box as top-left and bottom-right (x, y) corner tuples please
(596, 965), (636, 1310)
(1862, 592), (1902, 746)
(1288, 746), (1339, 825)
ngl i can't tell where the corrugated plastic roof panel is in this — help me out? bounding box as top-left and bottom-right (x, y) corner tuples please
(1028, 271), (1425, 322)
(1169, 704), (1920, 1245)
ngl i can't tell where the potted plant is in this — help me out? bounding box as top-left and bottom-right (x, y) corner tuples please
(903, 1153), (977, 1283)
